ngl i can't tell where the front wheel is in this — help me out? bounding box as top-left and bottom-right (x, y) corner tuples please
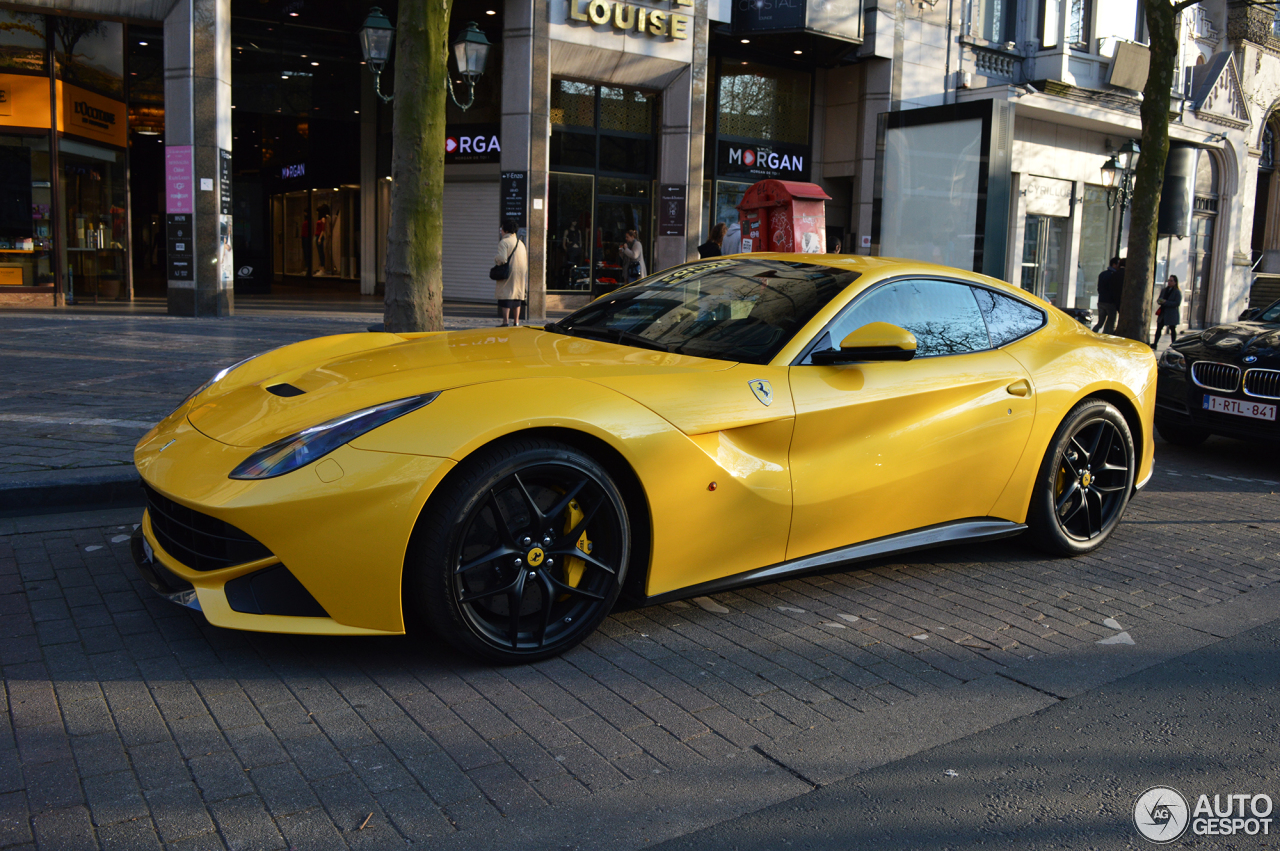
(1025, 400), (1136, 556)
(407, 438), (630, 664)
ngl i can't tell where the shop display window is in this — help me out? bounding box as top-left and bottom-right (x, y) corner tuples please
(1077, 185), (1118, 309)
(0, 136), (54, 288)
(718, 62), (811, 146)
(60, 139), (127, 301)
(275, 186), (360, 280)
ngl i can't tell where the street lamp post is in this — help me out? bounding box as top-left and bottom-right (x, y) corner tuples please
(1101, 139), (1141, 260)
(357, 9), (492, 110)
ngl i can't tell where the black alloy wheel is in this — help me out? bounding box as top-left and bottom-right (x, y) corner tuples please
(1026, 399), (1136, 555)
(409, 438), (630, 663)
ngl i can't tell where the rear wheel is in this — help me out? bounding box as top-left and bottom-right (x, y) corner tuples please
(408, 438), (630, 663)
(1026, 399), (1135, 556)
(1155, 416), (1210, 447)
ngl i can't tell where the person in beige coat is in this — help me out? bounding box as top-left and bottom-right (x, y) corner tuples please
(495, 219), (528, 326)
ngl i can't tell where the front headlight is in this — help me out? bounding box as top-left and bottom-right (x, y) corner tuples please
(229, 393), (440, 480)
(1158, 348), (1186, 370)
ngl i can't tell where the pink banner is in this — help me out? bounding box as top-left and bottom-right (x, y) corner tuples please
(166, 146), (194, 214)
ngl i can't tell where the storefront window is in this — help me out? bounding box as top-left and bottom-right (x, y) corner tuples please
(54, 19), (128, 303)
(1078, 185), (1118, 308)
(548, 80), (656, 294)
(718, 62), (810, 146)
(0, 136), (53, 288)
(714, 180), (751, 234)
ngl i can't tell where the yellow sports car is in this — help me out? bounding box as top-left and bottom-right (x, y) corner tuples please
(132, 255), (1156, 662)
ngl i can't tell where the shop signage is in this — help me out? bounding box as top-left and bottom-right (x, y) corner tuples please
(658, 185), (686, 237)
(60, 82), (127, 148)
(734, 0), (804, 31)
(281, 163), (306, 179)
(166, 146), (195, 215)
(718, 140), (810, 181)
(0, 85), (10, 117)
(166, 214), (195, 282)
(446, 124), (502, 164)
(563, 0), (693, 39)
(1023, 175), (1073, 218)
(220, 150), (232, 215)
(501, 171), (528, 229)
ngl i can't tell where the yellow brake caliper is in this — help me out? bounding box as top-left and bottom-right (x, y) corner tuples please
(561, 498), (592, 599)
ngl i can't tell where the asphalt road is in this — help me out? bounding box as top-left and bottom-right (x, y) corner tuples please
(650, 617), (1280, 851)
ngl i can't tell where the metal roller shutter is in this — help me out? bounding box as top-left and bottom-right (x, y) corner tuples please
(443, 181), (499, 303)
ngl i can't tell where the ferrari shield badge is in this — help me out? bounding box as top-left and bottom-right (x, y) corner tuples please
(749, 379), (773, 406)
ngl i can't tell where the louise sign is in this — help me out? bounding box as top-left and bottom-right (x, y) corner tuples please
(564, 0), (694, 38)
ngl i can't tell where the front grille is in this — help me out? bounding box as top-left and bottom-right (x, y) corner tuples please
(144, 484), (272, 571)
(1191, 361), (1241, 393)
(1244, 368), (1280, 400)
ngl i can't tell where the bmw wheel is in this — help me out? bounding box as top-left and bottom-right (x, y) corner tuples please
(1026, 399), (1136, 556)
(409, 438), (630, 663)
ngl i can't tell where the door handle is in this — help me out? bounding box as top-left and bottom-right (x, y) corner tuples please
(1006, 379), (1032, 397)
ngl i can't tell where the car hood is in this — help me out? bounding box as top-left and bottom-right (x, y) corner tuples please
(185, 326), (736, 447)
(1175, 321), (1280, 363)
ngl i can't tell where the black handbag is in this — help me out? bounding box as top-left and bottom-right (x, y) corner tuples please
(489, 241), (517, 281)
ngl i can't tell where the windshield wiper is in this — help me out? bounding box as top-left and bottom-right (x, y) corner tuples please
(544, 322), (673, 353)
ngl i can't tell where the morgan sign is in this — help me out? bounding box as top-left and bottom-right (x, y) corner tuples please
(718, 141), (811, 181)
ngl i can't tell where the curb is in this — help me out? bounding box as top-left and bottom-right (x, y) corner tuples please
(0, 466), (143, 515)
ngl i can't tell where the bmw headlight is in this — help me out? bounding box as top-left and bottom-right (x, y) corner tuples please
(1158, 348), (1186, 370)
(229, 393), (440, 480)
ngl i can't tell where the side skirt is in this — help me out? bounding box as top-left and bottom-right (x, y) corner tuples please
(640, 518), (1027, 607)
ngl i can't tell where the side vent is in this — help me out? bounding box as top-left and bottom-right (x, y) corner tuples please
(266, 383), (306, 397)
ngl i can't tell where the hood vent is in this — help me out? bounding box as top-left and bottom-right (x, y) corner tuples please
(266, 383), (306, 397)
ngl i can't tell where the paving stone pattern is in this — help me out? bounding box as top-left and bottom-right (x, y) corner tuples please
(1, 440), (1277, 849)
(0, 313), (501, 477)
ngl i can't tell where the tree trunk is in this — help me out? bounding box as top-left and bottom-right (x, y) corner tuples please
(383, 0), (450, 333)
(1115, 0), (1182, 343)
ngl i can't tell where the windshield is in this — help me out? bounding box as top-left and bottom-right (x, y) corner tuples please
(550, 259), (860, 364)
(1261, 300), (1280, 322)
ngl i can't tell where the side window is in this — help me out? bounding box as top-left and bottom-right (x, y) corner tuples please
(972, 287), (1046, 346)
(824, 279), (990, 358)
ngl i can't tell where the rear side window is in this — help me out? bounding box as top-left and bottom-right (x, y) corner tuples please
(972, 287), (1046, 347)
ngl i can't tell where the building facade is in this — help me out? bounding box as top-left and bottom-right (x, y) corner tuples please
(0, 0), (1276, 327)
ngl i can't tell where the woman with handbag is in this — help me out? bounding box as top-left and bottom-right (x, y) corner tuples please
(492, 219), (528, 327)
(1152, 274), (1182, 347)
(620, 228), (646, 285)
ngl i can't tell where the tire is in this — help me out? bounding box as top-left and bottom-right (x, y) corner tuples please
(1155, 417), (1210, 447)
(407, 438), (631, 664)
(1025, 399), (1136, 556)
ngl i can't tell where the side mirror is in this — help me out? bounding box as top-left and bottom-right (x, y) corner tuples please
(811, 322), (918, 365)
(1239, 307), (1261, 321)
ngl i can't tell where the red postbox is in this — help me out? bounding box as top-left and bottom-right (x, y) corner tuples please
(736, 180), (832, 254)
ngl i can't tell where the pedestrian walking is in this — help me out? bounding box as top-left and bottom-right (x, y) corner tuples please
(494, 219), (527, 327)
(698, 223), (727, 259)
(722, 221), (742, 255)
(1092, 255), (1121, 334)
(620, 228), (646, 284)
(1152, 274), (1182, 347)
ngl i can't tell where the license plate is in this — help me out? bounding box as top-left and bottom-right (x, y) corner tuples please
(142, 537), (155, 563)
(1203, 394), (1277, 421)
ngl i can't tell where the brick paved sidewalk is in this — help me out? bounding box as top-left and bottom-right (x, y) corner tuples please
(1, 440), (1277, 849)
(0, 307), (528, 508)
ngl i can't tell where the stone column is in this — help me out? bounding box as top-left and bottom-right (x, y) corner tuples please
(164, 0), (233, 316)
(505, 0), (549, 320)
(655, 0), (708, 273)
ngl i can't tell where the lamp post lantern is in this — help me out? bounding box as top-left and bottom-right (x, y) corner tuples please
(357, 10), (491, 111)
(1102, 140), (1140, 260)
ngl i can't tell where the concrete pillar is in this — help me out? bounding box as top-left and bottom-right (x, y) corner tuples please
(164, 0), (233, 316)
(359, 77), (378, 295)
(504, 0), (549, 320)
(655, 0), (709, 271)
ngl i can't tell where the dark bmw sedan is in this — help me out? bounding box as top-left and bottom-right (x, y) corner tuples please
(1154, 298), (1280, 445)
